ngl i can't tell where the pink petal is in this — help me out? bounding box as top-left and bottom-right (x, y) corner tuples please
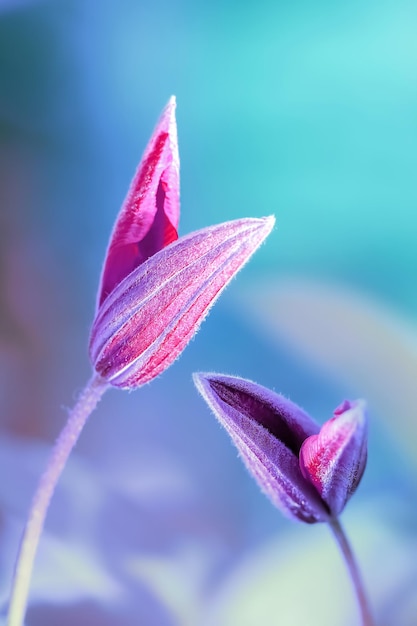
(89, 217), (275, 389)
(299, 400), (368, 517)
(97, 96), (180, 308)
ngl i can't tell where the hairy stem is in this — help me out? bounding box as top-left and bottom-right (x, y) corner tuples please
(7, 374), (109, 626)
(330, 518), (375, 626)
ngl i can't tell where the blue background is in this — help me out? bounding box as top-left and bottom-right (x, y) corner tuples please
(0, 1), (416, 624)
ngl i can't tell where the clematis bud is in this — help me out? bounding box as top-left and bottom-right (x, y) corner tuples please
(90, 96), (275, 389)
(193, 373), (368, 523)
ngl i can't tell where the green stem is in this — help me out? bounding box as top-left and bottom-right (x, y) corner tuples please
(330, 518), (375, 626)
(6, 374), (109, 626)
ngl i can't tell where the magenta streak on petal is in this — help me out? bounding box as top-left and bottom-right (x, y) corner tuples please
(134, 177), (178, 262)
(299, 401), (367, 517)
(89, 217), (275, 388)
(97, 97), (179, 309)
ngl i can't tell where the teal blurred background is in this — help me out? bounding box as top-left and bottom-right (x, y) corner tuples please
(0, 0), (416, 624)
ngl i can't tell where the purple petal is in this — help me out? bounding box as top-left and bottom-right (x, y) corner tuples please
(299, 400), (368, 517)
(193, 373), (330, 523)
(198, 374), (320, 451)
(90, 216), (275, 389)
(97, 96), (180, 308)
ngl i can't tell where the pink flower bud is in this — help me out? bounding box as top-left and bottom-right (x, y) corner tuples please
(90, 97), (275, 389)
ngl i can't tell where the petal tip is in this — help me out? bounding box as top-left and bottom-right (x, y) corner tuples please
(260, 214), (276, 231)
(162, 95), (177, 136)
(334, 399), (368, 430)
(193, 371), (218, 398)
(192, 370), (204, 388)
(167, 94), (176, 108)
(253, 215), (276, 242)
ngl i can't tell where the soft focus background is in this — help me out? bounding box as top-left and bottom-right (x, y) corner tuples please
(0, 0), (416, 624)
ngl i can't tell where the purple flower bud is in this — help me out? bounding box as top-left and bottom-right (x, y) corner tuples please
(90, 98), (275, 389)
(193, 373), (368, 523)
(299, 400), (368, 517)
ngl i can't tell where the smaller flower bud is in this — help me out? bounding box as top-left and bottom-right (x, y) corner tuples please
(194, 373), (368, 523)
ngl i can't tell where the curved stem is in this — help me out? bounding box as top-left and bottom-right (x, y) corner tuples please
(330, 518), (375, 626)
(6, 374), (109, 626)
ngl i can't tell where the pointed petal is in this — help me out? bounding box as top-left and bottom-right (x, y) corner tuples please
(299, 400), (368, 517)
(97, 96), (180, 308)
(195, 374), (320, 451)
(193, 373), (330, 523)
(90, 216), (275, 389)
